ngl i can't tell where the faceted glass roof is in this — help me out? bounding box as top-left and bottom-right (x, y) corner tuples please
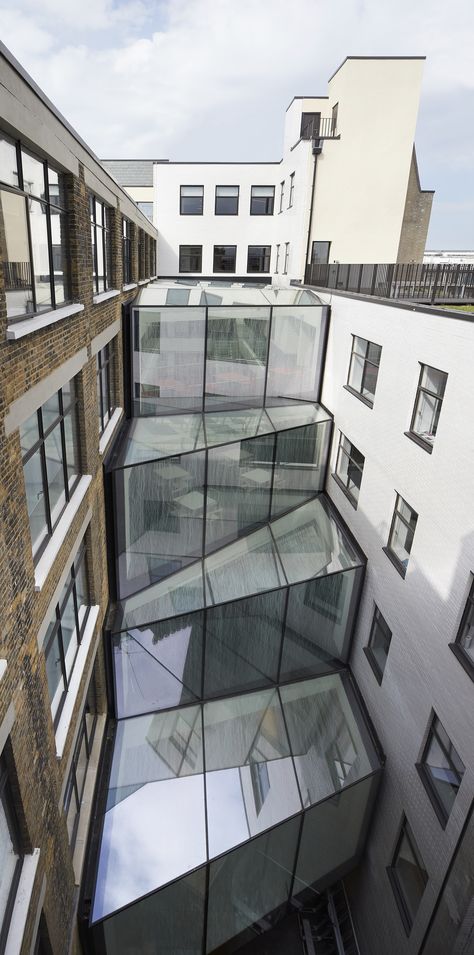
(135, 280), (323, 309)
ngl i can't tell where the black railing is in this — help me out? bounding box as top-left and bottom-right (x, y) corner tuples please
(304, 262), (474, 303)
(302, 116), (338, 140)
(2, 260), (32, 290)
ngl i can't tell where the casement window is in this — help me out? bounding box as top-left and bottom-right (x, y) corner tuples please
(407, 364), (448, 451)
(0, 130), (69, 321)
(90, 196), (112, 294)
(150, 238), (157, 276)
(20, 379), (81, 561)
(364, 606), (392, 683)
(451, 576), (474, 679)
(288, 172), (295, 208)
(138, 229), (146, 282)
(137, 201), (153, 222)
(215, 186), (239, 215)
(213, 245), (237, 273)
(44, 541), (90, 726)
(63, 674), (98, 849)
(180, 185), (203, 215)
(333, 432), (365, 507)
(417, 715), (465, 826)
(300, 112), (320, 139)
(311, 241), (331, 265)
(179, 245), (202, 273)
(279, 180), (285, 213)
(250, 185), (274, 215)
(275, 244), (280, 273)
(346, 335), (382, 406)
(97, 342), (116, 435)
(0, 756), (23, 952)
(387, 818), (428, 934)
(247, 246), (271, 273)
(384, 493), (418, 578)
(283, 242), (290, 274)
(331, 103), (338, 135)
(122, 218), (132, 284)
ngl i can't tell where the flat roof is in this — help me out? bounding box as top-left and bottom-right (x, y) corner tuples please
(328, 55), (426, 83)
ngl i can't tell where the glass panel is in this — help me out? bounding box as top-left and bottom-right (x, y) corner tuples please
(421, 365), (447, 396)
(96, 227), (105, 293)
(64, 409), (80, 487)
(21, 150), (45, 198)
(424, 721), (464, 818)
(0, 134), (19, 186)
(369, 609), (391, 675)
(42, 392), (60, 432)
(29, 199), (52, 311)
(50, 209), (68, 304)
(60, 583), (79, 678)
(44, 425), (66, 524)
(271, 422), (328, 516)
(23, 448), (48, 553)
(45, 623), (65, 717)
(271, 497), (361, 585)
(265, 403), (330, 429)
(348, 352), (364, 393)
(116, 561), (205, 631)
(394, 826), (428, 924)
(113, 613), (204, 717)
(61, 377), (76, 411)
(65, 781), (78, 843)
(203, 408), (272, 446)
(0, 794), (20, 932)
(93, 707), (205, 919)
(459, 597), (474, 662)
(20, 412), (40, 456)
(74, 556), (89, 629)
(205, 434), (274, 552)
(266, 306), (326, 401)
(133, 307), (206, 414)
(75, 729), (89, 801)
(204, 526), (286, 605)
(204, 589), (285, 698)
(205, 307), (270, 411)
(1, 189), (34, 317)
(390, 515), (414, 565)
(206, 817), (299, 953)
(115, 414), (206, 467)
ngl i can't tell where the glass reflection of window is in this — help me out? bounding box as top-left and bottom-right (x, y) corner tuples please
(207, 313), (268, 364)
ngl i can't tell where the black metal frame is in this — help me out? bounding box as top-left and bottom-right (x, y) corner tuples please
(122, 217), (132, 285)
(305, 261), (474, 304)
(384, 493), (418, 580)
(90, 196), (111, 295)
(0, 756), (23, 954)
(283, 242), (290, 275)
(406, 362), (448, 452)
(346, 335), (381, 407)
(63, 676), (99, 850)
(212, 245), (237, 273)
(178, 244), (203, 273)
(333, 431), (365, 508)
(179, 185), (204, 215)
(288, 172), (295, 209)
(449, 575), (474, 680)
(386, 815), (428, 936)
(249, 185), (275, 216)
(279, 179), (285, 213)
(247, 245), (271, 273)
(311, 240), (331, 266)
(214, 185), (239, 216)
(97, 343), (116, 435)
(363, 605), (392, 685)
(415, 714), (465, 829)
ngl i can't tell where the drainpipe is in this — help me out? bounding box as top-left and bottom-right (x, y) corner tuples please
(304, 139), (322, 283)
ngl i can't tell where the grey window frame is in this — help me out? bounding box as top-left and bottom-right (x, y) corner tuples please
(97, 343), (116, 435)
(180, 185), (204, 216)
(333, 432), (365, 508)
(179, 245), (202, 273)
(311, 241), (331, 265)
(122, 217), (132, 284)
(213, 245), (237, 274)
(250, 185), (274, 216)
(288, 172), (295, 208)
(384, 493), (418, 579)
(364, 606), (392, 684)
(387, 817), (428, 935)
(0, 756), (23, 954)
(416, 715), (465, 827)
(406, 363), (448, 453)
(450, 576), (474, 680)
(90, 196), (112, 294)
(283, 242), (290, 274)
(214, 186), (239, 216)
(345, 335), (382, 407)
(279, 180), (285, 213)
(247, 245), (271, 274)
(274, 244), (280, 273)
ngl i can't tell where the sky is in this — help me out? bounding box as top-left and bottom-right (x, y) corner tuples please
(1, 0), (473, 248)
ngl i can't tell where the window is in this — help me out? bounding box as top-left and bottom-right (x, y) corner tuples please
(0, 756), (23, 951)
(451, 577), (474, 678)
(407, 364), (448, 451)
(247, 246), (271, 273)
(311, 241), (331, 265)
(122, 218), (132, 284)
(44, 542), (90, 726)
(288, 173), (295, 208)
(249, 760), (270, 816)
(20, 379), (81, 561)
(275, 244), (280, 273)
(97, 342), (116, 435)
(331, 103), (338, 135)
(179, 245), (202, 273)
(346, 335), (382, 406)
(180, 185), (203, 215)
(138, 228), (146, 281)
(333, 433), (365, 507)
(388, 818), (428, 934)
(213, 245), (236, 273)
(418, 716), (465, 826)
(0, 131), (69, 321)
(215, 186), (239, 215)
(90, 196), (111, 294)
(283, 242), (290, 274)
(301, 112), (320, 139)
(364, 606), (392, 683)
(63, 676), (98, 849)
(137, 201), (153, 221)
(384, 494), (418, 578)
(279, 180), (284, 213)
(250, 185), (274, 215)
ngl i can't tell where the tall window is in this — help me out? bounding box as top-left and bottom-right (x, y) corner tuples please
(0, 756), (23, 951)
(283, 242), (290, 274)
(63, 675), (98, 849)
(97, 342), (116, 435)
(452, 577), (474, 678)
(138, 229), (146, 281)
(44, 541), (90, 726)
(279, 180), (285, 213)
(213, 245), (236, 273)
(388, 818), (428, 934)
(334, 433), (365, 507)
(179, 245), (202, 273)
(20, 379), (81, 561)
(300, 112), (320, 139)
(247, 246), (270, 273)
(122, 218), (132, 284)
(275, 244), (280, 273)
(331, 103), (338, 135)
(180, 185), (203, 215)
(0, 131), (69, 320)
(215, 186), (239, 215)
(346, 335), (382, 406)
(364, 606), (392, 683)
(408, 364), (448, 450)
(418, 715), (465, 826)
(385, 494), (418, 578)
(288, 173), (295, 208)
(90, 196), (111, 294)
(311, 241), (331, 265)
(250, 186), (274, 215)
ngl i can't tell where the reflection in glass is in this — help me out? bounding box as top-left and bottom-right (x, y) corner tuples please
(271, 497), (359, 584)
(267, 306), (326, 401)
(205, 526), (286, 605)
(133, 307), (206, 415)
(271, 423), (328, 516)
(205, 307), (270, 410)
(29, 199), (52, 311)
(116, 561), (205, 631)
(206, 434), (274, 552)
(1, 189), (33, 317)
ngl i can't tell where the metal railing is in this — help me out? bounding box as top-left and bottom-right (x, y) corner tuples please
(301, 116), (338, 140)
(304, 262), (474, 303)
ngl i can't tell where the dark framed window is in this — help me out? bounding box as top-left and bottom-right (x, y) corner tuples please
(327, 720), (357, 789)
(288, 172), (295, 208)
(122, 218), (132, 284)
(213, 245), (236, 273)
(346, 335), (382, 406)
(451, 576), (474, 678)
(331, 103), (338, 135)
(407, 364), (448, 451)
(215, 185), (239, 215)
(279, 180), (285, 213)
(311, 241), (331, 265)
(0, 130), (69, 321)
(250, 185), (274, 215)
(387, 817), (428, 934)
(44, 542), (90, 727)
(301, 112), (320, 139)
(247, 245), (271, 273)
(364, 606), (392, 683)
(137, 201), (153, 221)
(179, 245), (202, 273)
(283, 242), (290, 274)
(97, 342), (116, 435)
(180, 185), (203, 215)
(138, 228), (146, 281)
(384, 494), (418, 578)
(63, 675), (98, 849)
(0, 756), (23, 952)
(249, 758), (270, 815)
(20, 379), (81, 561)
(333, 432), (365, 507)
(275, 244), (280, 273)
(417, 715), (465, 827)
(150, 238), (156, 276)
(90, 196), (111, 294)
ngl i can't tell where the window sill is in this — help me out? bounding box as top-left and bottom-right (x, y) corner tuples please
(55, 605), (100, 759)
(122, 283), (137, 291)
(382, 546), (407, 579)
(92, 289), (120, 305)
(404, 431), (434, 454)
(449, 642), (474, 682)
(138, 279), (149, 286)
(6, 303), (84, 341)
(99, 408), (123, 455)
(332, 473), (358, 509)
(4, 849), (41, 955)
(363, 647), (383, 684)
(415, 763), (448, 829)
(34, 476), (92, 592)
(343, 384), (374, 409)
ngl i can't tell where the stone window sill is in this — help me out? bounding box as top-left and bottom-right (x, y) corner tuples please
(92, 289), (120, 305)
(99, 408), (123, 455)
(4, 849), (41, 955)
(138, 279), (149, 286)
(122, 283), (137, 291)
(6, 303), (84, 341)
(34, 476), (92, 592)
(55, 605), (100, 759)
